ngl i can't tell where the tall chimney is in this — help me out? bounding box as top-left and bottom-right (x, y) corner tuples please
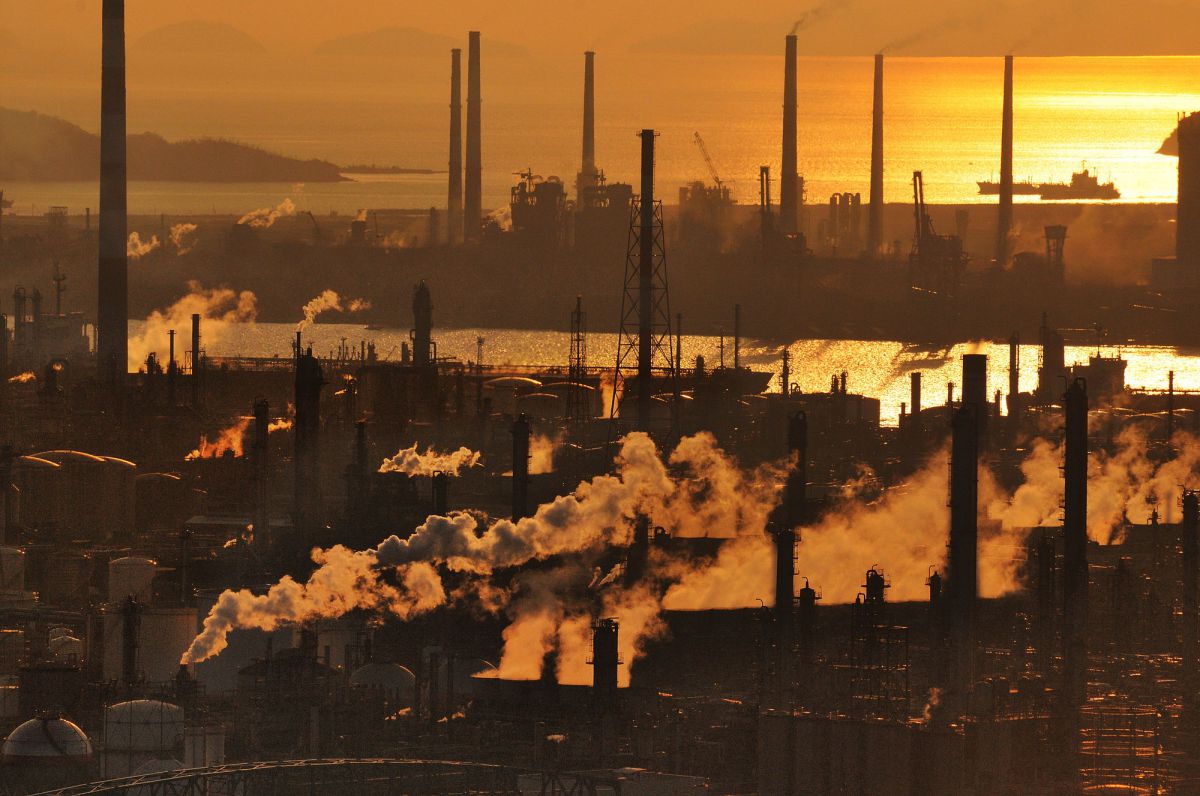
(910, 371), (922, 419)
(252, 399), (270, 548)
(412, 281), (433, 368)
(294, 347), (325, 529)
(1062, 378), (1088, 708)
(637, 129), (656, 431)
(780, 35), (798, 236)
(511, 413), (530, 521)
(580, 51), (598, 191)
(591, 618), (620, 700)
(1176, 113), (1200, 267)
(99, 0), (128, 379)
(867, 53), (884, 256)
(962, 353), (988, 443)
(190, 313), (201, 408)
(464, 31), (482, 242)
(996, 54), (1014, 266)
(447, 49), (463, 246)
(948, 404), (979, 707)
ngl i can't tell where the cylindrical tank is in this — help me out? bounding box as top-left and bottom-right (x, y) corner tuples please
(0, 548), (24, 592)
(41, 551), (91, 606)
(108, 557), (157, 604)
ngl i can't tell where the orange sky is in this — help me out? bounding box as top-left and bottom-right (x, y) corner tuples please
(4, 0), (1200, 61)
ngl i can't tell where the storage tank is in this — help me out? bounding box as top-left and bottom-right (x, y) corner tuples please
(101, 699), (184, 778)
(2, 716), (93, 792)
(102, 606), (198, 684)
(12, 456), (63, 531)
(41, 551), (91, 606)
(349, 662), (416, 707)
(0, 548), (25, 593)
(183, 725), (225, 768)
(108, 557), (157, 604)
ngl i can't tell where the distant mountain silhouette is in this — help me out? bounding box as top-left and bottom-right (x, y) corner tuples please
(0, 108), (345, 182)
(132, 21), (267, 55)
(314, 26), (528, 58)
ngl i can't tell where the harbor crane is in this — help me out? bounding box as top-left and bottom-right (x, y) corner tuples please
(693, 132), (724, 191)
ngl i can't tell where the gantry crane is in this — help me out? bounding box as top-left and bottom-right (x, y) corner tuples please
(693, 132), (723, 191)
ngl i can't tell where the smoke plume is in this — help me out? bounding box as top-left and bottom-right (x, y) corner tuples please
(378, 444), (482, 478)
(170, 223), (198, 255)
(127, 231), (161, 259)
(529, 434), (558, 475)
(296, 289), (372, 331)
(237, 198), (295, 229)
(127, 281), (258, 372)
(790, 0), (857, 35)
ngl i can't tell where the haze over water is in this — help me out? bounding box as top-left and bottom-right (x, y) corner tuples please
(140, 320), (1200, 427)
(7, 55), (1197, 216)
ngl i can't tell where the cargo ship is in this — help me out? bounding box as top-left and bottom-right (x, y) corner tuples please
(1037, 166), (1120, 200)
(976, 178), (1039, 195)
(977, 165), (1119, 200)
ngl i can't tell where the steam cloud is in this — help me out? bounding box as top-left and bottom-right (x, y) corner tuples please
(378, 444), (483, 478)
(127, 281), (258, 372)
(170, 223), (199, 255)
(297, 289), (372, 331)
(790, 0), (856, 35)
(237, 198), (296, 229)
(184, 425), (1200, 686)
(127, 232), (161, 259)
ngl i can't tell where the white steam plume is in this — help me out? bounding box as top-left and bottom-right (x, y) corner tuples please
(296, 289), (372, 331)
(127, 232), (161, 259)
(170, 223), (198, 255)
(378, 444), (482, 478)
(127, 281), (257, 373)
(237, 198), (295, 229)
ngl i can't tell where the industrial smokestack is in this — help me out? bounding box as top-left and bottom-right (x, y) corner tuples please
(1177, 113), (1200, 266)
(190, 313), (201, 408)
(962, 353), (988, 443)
(464, 31), (482, 242)
(99, 0), (128, 380)
(447, 49), (463, 246)
(121, 596), (140, 691)
(580, 51), (598, 192)
(948, 404), (979, 706)
(412, 281), (433, 368)
(867, 53), (884, 256)
(996, 54), (1014, 266)
(637, 129), (656, 431)
(294, 346), (325, 528)
(511, 413), (530, 521)
(1062, 378), (1088, 708)
(253, 399), (270, 547)
(780, 35), (798, 236)
(910, 371), (922, 419)
(775, 412), (807, 681)
(591, 618), (620, 699)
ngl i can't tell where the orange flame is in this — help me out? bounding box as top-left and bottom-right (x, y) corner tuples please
(7, 372), (35, 384)
(186, 417), (252, 460)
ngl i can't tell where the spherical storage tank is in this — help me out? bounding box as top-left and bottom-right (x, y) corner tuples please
(102, 699), (185, 779)
(3, 717), (93, 762)
(108, 557), (157, 604)
(350, 662), (416, 706)
(1, 717), (93, 791)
